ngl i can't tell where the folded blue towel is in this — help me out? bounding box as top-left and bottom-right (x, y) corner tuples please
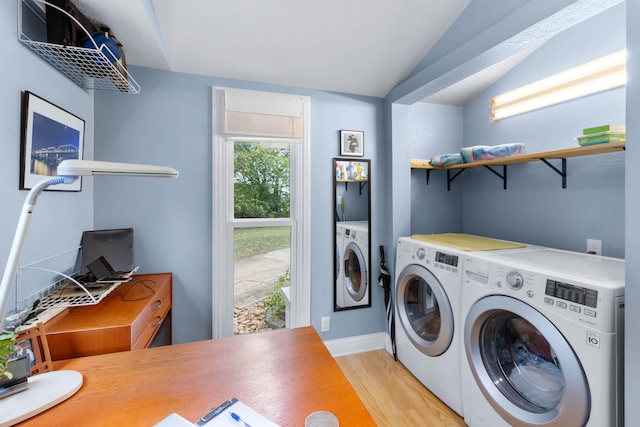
(460, 143), (525, 163)
(429, 153), (464, 166)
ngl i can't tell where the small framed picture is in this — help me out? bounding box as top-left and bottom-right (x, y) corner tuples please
(340, 130), (364, 157)
(20, 91), (85, 191)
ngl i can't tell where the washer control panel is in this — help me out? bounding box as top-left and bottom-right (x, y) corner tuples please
(462, 252), (622, 333)
(490, 265), (622, 332)
(545, 279), (598, 309)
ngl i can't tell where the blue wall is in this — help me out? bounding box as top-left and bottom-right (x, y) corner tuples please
(405, 3), (625, 258)
(93, 67), (387, 343)
(409, 103), (464, 234)
(2, 0), (388, 343)
(459, 3), (625, 256)
(0, 0), (94, 311)
(3, 10), (636, 419)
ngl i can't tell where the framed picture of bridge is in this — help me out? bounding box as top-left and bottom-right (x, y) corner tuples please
(20, 91), (85, 191)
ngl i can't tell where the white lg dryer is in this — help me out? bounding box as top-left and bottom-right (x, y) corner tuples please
(461, 248), (625, 427)
(395, 236), (467, 415)
(337, 221), (369, 309)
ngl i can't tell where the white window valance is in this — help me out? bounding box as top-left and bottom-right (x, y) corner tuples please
(224, 89), (303, 140)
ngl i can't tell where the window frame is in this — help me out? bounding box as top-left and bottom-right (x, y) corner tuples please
(211, 87), (311, 338)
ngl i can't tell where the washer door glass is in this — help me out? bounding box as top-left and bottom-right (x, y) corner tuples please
(482, 314), (564, 411)
(397, 264), (454, 356)
(465, 295), (589, 426)
(344, 242), (367, 301)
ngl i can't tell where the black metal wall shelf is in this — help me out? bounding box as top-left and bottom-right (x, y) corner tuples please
(337, 179), (369, 195)
(411, 141), (625, 190)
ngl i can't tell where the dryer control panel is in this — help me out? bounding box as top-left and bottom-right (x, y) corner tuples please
(435, 251), (458, 268)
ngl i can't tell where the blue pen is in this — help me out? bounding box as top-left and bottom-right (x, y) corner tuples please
(229, 412), (252, 427)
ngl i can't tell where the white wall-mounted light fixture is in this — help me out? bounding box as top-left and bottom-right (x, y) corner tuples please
(490, 49), (626, 121)
(0, 159), (178, 425)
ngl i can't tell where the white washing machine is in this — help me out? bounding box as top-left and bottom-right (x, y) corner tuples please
(461, 248), (625, 427)
(394, 234), (539, 416)
(337, 221), (369, 309)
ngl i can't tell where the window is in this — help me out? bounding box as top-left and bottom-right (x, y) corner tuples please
(211, 88), (310, 338)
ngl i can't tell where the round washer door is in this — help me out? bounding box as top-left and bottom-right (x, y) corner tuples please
(396, 264), (454, 356)
(464, 295), (590, 427)
(344, 241), (367, 301)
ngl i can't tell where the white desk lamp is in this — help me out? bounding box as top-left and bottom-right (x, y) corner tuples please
(0, 159), (178, 425)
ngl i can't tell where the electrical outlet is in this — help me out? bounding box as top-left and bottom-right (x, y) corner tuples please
(587, 239), (602, 255)
(321, 316), (330, 332)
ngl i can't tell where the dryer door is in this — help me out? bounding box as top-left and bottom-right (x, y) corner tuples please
(344, 241), (368, 301)
(464, 295), (589, 427)
(396, 264), (454, 356)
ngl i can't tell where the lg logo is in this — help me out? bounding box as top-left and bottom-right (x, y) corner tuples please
(587, 331), (600, 348)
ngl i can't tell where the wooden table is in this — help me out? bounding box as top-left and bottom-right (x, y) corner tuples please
(17, 327), (375, 426)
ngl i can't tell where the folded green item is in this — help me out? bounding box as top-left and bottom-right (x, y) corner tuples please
(577, 132), (625, 146)
(582, 124), (625, 135)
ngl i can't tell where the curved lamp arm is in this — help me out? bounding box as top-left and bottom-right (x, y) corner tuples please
(0, 176), (73, 323)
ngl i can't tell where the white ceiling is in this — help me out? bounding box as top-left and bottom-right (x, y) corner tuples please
(71, 0), (473, 99)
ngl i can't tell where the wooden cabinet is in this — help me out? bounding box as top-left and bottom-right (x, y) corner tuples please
(45, 273), (172, 360)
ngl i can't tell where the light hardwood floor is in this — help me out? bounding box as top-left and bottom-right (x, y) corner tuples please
(335, 350), (466, 427)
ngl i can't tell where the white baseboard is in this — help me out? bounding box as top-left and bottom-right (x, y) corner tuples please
(324, 332), (393, 357)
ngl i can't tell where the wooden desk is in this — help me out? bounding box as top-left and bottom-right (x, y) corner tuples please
(45, 273), (172, 360)
(17, 327), (375, 426)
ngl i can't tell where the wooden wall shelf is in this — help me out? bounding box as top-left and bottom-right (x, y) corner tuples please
(411, 141), (625, 190)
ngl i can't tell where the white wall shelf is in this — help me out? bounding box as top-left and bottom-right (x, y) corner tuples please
(16, 247), (126, 312)
(18, 0), (140, 94)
